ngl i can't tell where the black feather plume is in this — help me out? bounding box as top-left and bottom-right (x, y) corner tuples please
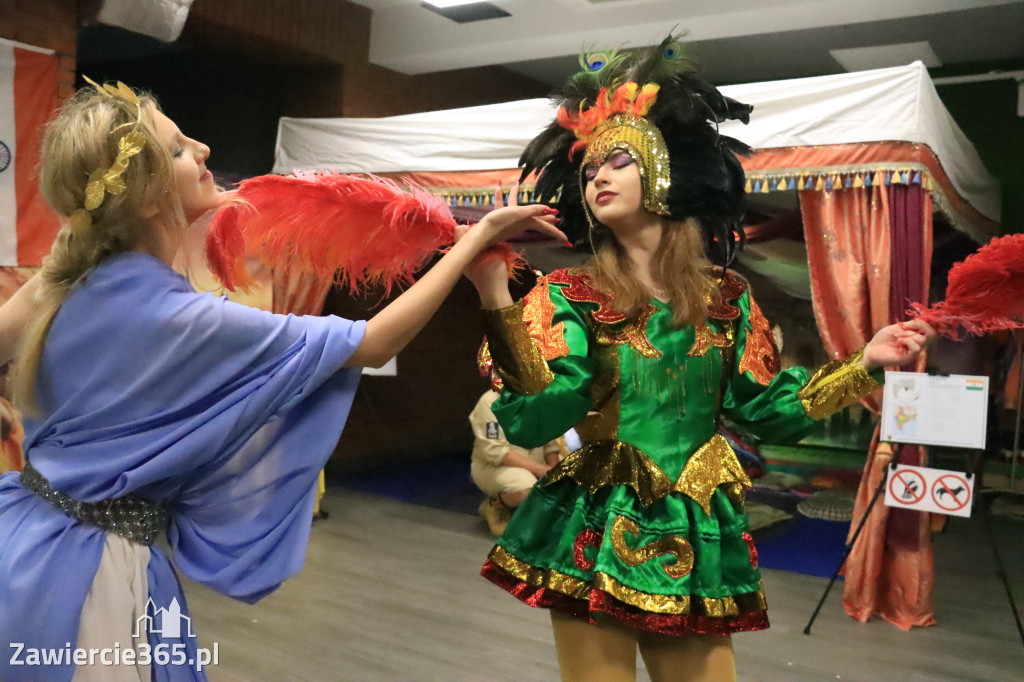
(624, 35), (690, 87)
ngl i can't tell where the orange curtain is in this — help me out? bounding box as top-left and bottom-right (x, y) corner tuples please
(0, 396), (24, 474)
(0, 267), (35, 474)
(842, 438), (937, 630)
(801, 186), (891, 404)
(801, 184), (937, 630)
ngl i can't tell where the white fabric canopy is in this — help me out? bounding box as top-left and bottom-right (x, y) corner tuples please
(274, 62), (999, 222)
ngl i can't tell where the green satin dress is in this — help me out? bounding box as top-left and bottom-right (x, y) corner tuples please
(480, 268), (881, 636)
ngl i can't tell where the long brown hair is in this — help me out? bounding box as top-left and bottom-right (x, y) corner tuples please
(12, 86), (187, 413)
(588, 217), (714, 328)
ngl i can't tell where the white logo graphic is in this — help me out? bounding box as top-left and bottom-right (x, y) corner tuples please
(10, 598), (217, 672)
(132, 598), (196, 639)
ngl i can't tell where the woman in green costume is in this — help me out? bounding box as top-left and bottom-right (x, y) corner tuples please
(467, 37), (936, 682)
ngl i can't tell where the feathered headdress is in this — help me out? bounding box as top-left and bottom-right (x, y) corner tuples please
(520, 35), (752, 265)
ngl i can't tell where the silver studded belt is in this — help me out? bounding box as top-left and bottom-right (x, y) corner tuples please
(20, 461), (168, 545)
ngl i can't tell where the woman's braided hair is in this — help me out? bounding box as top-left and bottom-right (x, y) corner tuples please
(12, 81), (187, 412)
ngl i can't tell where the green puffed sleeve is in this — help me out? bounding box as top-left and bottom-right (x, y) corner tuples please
(721, 288), (815, 443)
(722, 287), (883, 444)
(482, 279), (594, 449)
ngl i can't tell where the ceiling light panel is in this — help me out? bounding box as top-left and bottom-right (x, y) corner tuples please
(423, 0), (495, 7)
(421, 1), (511, 22)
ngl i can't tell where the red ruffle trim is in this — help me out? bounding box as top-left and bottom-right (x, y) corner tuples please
(481, 560), (769, 636)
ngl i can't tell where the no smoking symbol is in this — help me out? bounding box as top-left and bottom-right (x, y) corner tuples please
(931, 474), (970, 511)
(889, 469), (925, 505)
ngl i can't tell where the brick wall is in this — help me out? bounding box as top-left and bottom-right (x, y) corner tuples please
(341, 61), (549, 118)
(184, 0), (369, 68)
(0, 0), (79, 99)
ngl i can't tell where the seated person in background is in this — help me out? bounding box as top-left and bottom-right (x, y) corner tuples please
(470, 390), (565, 536)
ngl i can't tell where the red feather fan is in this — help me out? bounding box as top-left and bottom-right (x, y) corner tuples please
(206, 172), (460, 293)
(910, 232), (1024, 338)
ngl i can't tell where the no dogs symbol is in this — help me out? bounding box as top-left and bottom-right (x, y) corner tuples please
(931, 473), (971, 512)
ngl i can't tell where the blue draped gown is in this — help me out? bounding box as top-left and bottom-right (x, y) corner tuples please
(0, 252), (365, 680)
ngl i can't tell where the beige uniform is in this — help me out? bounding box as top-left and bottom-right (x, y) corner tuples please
(469, 391), (562, 496)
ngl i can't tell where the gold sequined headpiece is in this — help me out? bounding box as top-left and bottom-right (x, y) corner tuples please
(558, 81), (671, 217)
(580, 114), (671, 216)
(68, 77), (147, 234)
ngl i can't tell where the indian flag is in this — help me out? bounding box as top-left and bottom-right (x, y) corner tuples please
(0, 38), (59, 266)
(966, 378), (985, 391)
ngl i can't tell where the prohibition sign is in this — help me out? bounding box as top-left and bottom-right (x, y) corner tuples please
(931, 473), (970, 512)
(888, 468), (925, 505)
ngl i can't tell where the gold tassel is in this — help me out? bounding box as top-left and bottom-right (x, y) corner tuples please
(631, 354), (687, 417)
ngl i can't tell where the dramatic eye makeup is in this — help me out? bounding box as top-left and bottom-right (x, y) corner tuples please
(583, 149), (636, 182)
(607, 150), (635, 168)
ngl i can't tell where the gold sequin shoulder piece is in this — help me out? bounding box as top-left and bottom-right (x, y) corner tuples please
(687, 270), (745, 357)
(522, 275), (571, 361)
(707, 270), (747, 322)
(547, 268), (626, 324)
(481, 300), (555, 396)
(548, 268), (660, 358)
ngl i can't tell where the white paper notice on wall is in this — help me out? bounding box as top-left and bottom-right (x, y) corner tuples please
(883, 463), (975, 518)
(879, 372), (988, 450)
(361, 356), (397, 377)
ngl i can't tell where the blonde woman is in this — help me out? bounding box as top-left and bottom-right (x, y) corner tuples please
(0, 81), (562, 681)
(469, 37), (935, 682)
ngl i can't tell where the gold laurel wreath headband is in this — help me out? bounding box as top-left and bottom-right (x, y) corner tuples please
(67, 77), (148, 235)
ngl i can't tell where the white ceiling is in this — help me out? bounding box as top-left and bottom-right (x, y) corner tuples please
(346, 0), (1024, 85)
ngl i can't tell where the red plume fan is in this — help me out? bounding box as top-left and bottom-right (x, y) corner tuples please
(910, 233), (1024, 339)
(205, 172), (458, 293)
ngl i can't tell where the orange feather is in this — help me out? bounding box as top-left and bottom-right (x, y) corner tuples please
(205, 172), (458, 293)
(910, 233), (1024, 338)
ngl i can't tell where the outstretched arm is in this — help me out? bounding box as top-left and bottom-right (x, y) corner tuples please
(345, 204), (563, 368)
(859, 318), (938, 370)
(465, 183), (538, 311)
